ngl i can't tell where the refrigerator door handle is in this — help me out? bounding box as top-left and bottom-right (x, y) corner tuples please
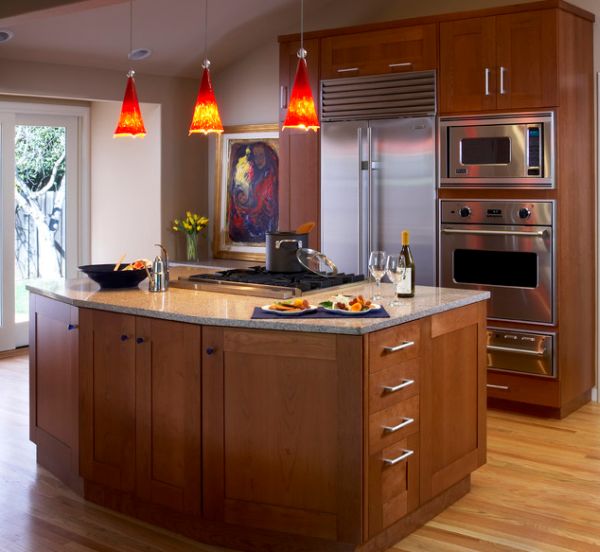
(358, 127), (365, 273)
(367, 126), (373, 254)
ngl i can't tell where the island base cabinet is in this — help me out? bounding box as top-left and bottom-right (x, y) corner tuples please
(29, 294), (81, 492)
(79, 309), (201, 514)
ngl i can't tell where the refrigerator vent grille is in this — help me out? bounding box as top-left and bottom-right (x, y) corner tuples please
(321, 70), (436, 121)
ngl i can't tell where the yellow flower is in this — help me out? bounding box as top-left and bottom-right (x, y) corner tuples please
(185, 211), (191, 218)
(199, 217), (209, 225)
(193, 213), (199, 221)
(172, 225), (179, 231)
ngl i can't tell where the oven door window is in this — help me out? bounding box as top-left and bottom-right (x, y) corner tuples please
(460, 137), (511, 166)
(453, 249), (538, 288)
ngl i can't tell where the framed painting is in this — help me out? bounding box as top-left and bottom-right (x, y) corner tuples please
(213, 124), (279, 261)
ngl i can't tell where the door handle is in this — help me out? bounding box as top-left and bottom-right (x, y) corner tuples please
(487, 345), (545, 356)
(499, 66), (507, 95)
(484, 68), (491, 96)
(441, 228), (546, 238)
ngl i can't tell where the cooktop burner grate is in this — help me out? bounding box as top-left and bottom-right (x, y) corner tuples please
(189, 266), (365, 292)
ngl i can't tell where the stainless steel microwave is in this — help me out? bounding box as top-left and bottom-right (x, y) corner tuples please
(439, 112), (554, 188)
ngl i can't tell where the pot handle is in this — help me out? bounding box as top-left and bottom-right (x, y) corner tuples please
(275, 239), (303, 249)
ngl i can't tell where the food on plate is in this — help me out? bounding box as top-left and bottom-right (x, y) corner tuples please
(268, 298), (311, 312)
(319, 294), (374, 312)
(122, 259), (151, 271)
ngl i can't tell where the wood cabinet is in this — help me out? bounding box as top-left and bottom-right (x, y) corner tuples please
(321, 24), (437, 80)
(80, 309), (201, 513)
(440, 10), (558, 113)
(29, 294), (81, 492)
(201, 327), (363, 543)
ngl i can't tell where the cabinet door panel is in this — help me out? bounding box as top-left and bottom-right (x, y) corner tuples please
(440, 17), (496, 113)
(496, 10), (558, 109)
(80, 309), (136, 492)
(135, 317), (201, 514)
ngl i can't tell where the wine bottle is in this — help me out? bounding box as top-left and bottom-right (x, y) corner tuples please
(397, 230), (415, 298)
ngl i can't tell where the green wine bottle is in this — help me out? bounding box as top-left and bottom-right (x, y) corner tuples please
(397, 230), (415, 298)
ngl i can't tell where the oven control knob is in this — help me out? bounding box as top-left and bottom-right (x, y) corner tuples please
(518, 208), (531, 219)
(458, 207), (471, 218)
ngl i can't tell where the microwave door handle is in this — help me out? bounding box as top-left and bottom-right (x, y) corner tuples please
(441, 228), (546, 238)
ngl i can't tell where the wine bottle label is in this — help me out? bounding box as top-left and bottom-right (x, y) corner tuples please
(396, 268), (412, 294)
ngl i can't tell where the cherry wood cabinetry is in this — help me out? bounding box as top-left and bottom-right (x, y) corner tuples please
(79, 309), (201, 513)
(29, 294), (81, 492)
(321, 24), (437, 80)
(440, 10), (558, 113)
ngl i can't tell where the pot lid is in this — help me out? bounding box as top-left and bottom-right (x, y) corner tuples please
(296, 248), (338, 277)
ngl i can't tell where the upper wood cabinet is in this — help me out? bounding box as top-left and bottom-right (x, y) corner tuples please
(80, 309), (201, 513)
(440, 10), (558, 113)
(321, 24), (437, 80)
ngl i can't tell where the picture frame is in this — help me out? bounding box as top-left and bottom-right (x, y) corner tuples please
(212, 124), (279, 261)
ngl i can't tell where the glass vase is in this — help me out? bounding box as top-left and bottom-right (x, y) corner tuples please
(186, 233), (199, 263)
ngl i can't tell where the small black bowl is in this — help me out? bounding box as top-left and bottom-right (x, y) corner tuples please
(79, 263), (148, 290)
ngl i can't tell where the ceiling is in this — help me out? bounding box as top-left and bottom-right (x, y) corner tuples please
(0, 0), (353, 79)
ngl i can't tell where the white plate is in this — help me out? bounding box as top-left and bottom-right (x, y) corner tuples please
(321, 303), (382, 316)
(261, 304), (318, 316)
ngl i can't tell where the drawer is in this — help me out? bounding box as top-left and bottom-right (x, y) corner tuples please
(369, 357), (419, 414)
(369, 319), (421, 373)
(487, 371), (560, 408)
(321, 24), (437, 80)
(367, 433), (419, 538)
(369, 394), (419, 453)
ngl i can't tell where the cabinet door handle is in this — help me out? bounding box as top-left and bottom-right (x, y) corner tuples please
(67, 324), (78, 331)
(382, 417), (414, 433)
(389, 62), (412, 68)
(487, 383), (510, 390)
(382, 449), (414, 466)
(383, 379), (415, 394)
(484, 67), (491, 96)
(337, 67), (359, 73)
(120, 334), (129, 341)
(383, 340), (415, 353)
(136, 337), (145, 344)
(280, 85), (288, 109)
(499, 66), (507, 95)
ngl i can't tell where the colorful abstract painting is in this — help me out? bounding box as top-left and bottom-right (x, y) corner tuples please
(213, 125), (279, 260)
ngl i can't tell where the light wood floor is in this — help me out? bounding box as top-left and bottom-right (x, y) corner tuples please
(2, 354), (599, 552)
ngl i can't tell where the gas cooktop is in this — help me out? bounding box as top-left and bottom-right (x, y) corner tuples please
(170, 266), (365, 299)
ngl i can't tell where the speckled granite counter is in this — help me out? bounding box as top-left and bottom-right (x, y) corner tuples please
(27, 275), (489, 335)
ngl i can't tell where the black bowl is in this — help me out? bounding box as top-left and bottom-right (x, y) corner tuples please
(79, 263), (148, 290)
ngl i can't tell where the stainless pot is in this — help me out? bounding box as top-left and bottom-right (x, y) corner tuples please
(265, 231), (309, 273)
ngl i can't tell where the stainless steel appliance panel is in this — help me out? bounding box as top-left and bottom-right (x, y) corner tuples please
(321, 117), (436, 284)
(439, 112), (554, 187)
(487, 328), (555, 378)
(439, 200), (554, 325)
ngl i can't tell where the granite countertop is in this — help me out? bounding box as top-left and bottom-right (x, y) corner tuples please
(27, 270), (489, 335)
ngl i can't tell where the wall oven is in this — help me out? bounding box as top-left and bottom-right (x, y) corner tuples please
(440, 200), (555, 325)
(439, 112), (554, 187)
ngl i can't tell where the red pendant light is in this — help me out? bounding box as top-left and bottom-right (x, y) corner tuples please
(282, 0), (319, 132)
(114, 70), (146, 137)
(189, 60), (224, 135)
(114, 0), (146, 138)
(189, 0), (224, 135)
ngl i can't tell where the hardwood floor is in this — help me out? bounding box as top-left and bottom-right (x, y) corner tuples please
(2, 354), (599, 551)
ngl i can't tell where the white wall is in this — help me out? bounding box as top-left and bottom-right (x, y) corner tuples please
(90, 100), (161, 263)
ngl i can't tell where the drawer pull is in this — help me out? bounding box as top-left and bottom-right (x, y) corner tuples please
(382, 417), (414, 433)
(337, 67), (359, 73)
(383, 341), (415, 353)
(383, 379), (415, 394)
(487, 345), (545, 357)
(383, 449), (414, 466)
(389, 62), (412, 68)
(487, 383), (509, 390)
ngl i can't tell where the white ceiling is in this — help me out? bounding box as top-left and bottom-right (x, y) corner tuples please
(0, 0), (348, 78)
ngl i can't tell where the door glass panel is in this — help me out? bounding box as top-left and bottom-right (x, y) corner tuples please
(460, 137), (511, 165)
(14, 125), (67, 323)
(453, 249), (538, 287)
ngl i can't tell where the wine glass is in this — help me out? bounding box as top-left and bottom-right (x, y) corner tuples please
(386, 254), (406, 307)
(368, 251), (387, 300)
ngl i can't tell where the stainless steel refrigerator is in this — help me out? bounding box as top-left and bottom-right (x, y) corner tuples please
(320, 116), (436, 284)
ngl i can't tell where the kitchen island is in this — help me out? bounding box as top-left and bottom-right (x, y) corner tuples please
(28, 279), (488, 552)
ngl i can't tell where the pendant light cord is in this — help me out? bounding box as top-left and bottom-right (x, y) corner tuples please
(204, 0), (208, 65)
(129, 0), (133, 56)
(300, 0), (304, 52)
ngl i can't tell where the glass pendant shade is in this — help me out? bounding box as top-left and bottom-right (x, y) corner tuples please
(282, 56), (320, 131)
(114, 70), (146, 137)
(189, 64), (224, 135)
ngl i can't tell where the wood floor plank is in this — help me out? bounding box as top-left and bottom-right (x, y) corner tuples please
(1, 355), (600, 551)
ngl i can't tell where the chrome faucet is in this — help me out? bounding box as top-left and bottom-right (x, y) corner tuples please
(148, 243), (169, 292)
